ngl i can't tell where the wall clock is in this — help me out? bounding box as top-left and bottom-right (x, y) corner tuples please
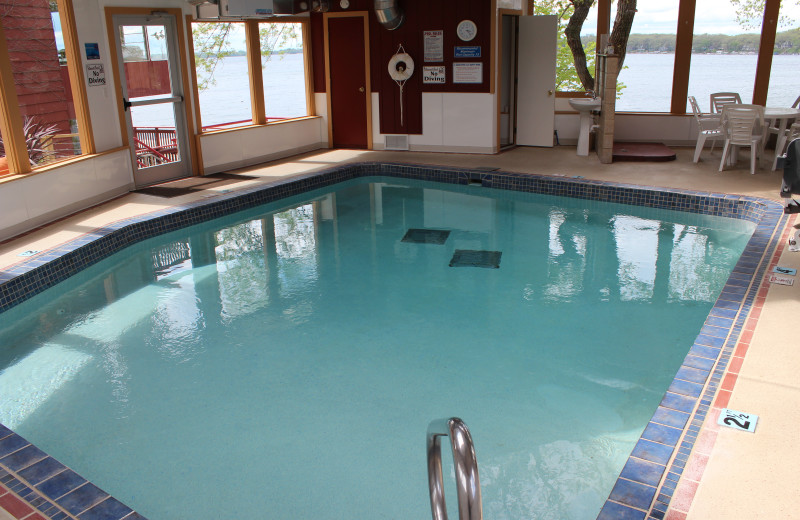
(457, 20), (477, 42)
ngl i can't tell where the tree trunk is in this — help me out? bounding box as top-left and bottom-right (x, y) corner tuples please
(564, 0), (595, 91)
(609, 0), (637, 70)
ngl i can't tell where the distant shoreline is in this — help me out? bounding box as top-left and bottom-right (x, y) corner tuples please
(582, 28), (800, 55)
(626, 51), (795, 55)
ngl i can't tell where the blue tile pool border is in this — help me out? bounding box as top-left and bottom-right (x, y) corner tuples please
(0, 162), (787, 520)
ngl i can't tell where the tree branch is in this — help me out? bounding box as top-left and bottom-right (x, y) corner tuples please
(564, 0), (595, 91)
(609, 0), (637, 69)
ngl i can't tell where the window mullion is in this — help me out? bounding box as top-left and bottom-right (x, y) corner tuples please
(753, 0), (780, 105)
(0, 20), (31, 174)
(302, 21), (315, 116)
(246, 20), (266, 125)
(57, 0), (95, 154)
(670, 0), (696, 114)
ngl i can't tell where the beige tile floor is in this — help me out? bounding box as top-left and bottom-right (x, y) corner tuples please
(0, 145), (798, 519)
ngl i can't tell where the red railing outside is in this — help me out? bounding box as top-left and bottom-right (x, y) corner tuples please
(201, 117), (287, 131)
(133, 126), (178, 168)
(133, 117), (292, 167)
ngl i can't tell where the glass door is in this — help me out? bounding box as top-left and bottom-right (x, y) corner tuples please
(113, 13), (190, 187)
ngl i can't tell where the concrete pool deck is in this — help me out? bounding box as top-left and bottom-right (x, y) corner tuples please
(0, 145), (797, 519)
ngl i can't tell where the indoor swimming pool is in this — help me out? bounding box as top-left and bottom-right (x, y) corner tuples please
(0, 170), (775, 519)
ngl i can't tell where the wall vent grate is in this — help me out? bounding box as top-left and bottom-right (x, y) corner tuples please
(384, 134), (409, 150)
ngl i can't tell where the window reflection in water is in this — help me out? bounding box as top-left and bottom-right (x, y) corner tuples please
(544, 209), (588, 301)
(613, 215), (660, 302)
(214, 219), (269, 320)
(273, 203), (318, 297)
(668, 224), (739, 302)
(538, 207), (747, 305)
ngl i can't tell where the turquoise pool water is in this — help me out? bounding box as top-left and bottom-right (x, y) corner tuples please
(0, 178), (754, 519)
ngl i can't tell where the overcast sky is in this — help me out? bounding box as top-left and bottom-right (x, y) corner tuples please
(584, 0), (800, 35)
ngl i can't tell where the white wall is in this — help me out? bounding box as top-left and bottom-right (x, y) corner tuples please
(200, 117), (326, 174)
(615, 114), (695, 146)
(372, 92), (497, 153)
(556, 111), (695, 146)
(0, 150), (132, 241)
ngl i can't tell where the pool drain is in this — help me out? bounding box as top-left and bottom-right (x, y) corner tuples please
(402, 229), (451, 244)
(449, 250), (502, 269)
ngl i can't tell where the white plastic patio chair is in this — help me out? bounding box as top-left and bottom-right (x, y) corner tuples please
(689, 96), (724, 163)
(719, 104), (765, 175)
(710, 92), (742, 114)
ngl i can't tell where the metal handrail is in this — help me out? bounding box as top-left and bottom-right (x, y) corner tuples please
(427, 417), (482, 520)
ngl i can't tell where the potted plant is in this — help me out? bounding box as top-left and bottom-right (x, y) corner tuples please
(0, 117), (60, 175)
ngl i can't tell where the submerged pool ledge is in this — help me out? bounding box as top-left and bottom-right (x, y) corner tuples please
(0, 162), (788, 520)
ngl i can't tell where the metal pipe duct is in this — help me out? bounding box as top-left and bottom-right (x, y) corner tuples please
(374, 0), (404, 30)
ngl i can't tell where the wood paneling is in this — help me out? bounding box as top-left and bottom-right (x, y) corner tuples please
(312, 0), (492, 135)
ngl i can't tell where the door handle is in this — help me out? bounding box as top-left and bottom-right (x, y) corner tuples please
(359, 86), (365, 93)
(123, 98), (132, 111)
(548, 90), (554, 96)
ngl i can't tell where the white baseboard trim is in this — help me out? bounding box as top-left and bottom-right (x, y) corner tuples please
(373, 143), (497, 154)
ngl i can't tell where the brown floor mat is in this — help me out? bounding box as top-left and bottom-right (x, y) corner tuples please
(613, 142), (677, 162)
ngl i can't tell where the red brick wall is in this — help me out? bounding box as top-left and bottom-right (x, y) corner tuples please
(0, 0), (73, 135)
(124, 60), (172, 98)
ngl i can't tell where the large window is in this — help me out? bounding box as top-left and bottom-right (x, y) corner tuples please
(192, 22), (253, 130)
(766, 2), (800, 106)
(615, 0), (680, 112)
(259, 22), (308, 120)
(0, 0), (88, 174)
(536, 0), (599, 93)
(190, 20), (310, 132)
(547, 0), (797, 114)
(687, 1), (759, 111)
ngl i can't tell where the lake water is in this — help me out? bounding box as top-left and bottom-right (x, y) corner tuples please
(132, 53), (308, 129)
(618, 53), (800, 112)
(134, 52), (800, 127)
(197, 53), (309, 127)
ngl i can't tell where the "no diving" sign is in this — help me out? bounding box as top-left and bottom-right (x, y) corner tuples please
(86, 64), (106, 87)
(422, 66), (446, 84)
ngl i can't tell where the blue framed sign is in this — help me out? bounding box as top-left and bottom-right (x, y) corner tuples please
(454, 46), (481, 58)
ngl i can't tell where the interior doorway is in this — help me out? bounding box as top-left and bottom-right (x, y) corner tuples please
(499, 14), (519, 149)
(325, 14), (372, 149)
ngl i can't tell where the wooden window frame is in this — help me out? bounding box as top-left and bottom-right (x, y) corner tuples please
(0, 0), (94, 176)
(187, 17), (315, 135)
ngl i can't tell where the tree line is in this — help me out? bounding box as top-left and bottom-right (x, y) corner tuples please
(581, 27), (800, 54)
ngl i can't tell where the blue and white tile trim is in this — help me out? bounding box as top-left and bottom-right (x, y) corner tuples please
(0, 162), (787, 520)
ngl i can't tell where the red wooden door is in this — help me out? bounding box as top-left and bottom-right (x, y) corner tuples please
(328, 17), (368, 149)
